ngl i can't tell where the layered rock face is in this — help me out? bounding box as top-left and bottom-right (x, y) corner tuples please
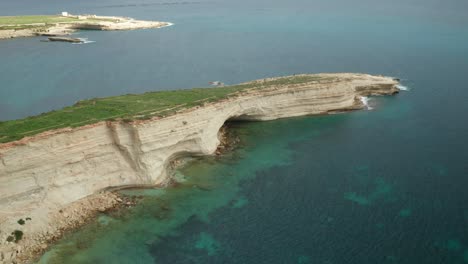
(0, 73), (398, 262)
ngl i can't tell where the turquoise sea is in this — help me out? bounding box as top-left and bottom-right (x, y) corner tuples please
(1, 0), (468, 263)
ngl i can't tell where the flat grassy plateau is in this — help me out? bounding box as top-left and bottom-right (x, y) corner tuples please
(0, 76), (332, 144)
(0, 15), (116, 30)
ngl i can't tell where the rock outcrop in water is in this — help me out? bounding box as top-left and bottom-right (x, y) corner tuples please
(47, 37), (84, 43)
(0, 73), (399, 263)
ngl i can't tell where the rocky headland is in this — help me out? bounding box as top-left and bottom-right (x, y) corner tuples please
(0, 14), (171, 40)
(0, 73), (399, 263)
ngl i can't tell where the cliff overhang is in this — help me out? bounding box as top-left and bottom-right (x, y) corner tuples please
(0, 73), (399, 263)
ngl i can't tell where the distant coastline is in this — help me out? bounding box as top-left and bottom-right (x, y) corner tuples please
(0, 13), (171, 40)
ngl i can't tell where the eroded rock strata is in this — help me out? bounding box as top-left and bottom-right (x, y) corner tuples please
(0, 73), (399, 263)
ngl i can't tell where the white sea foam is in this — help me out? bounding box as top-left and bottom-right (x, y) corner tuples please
(360, 96), (373, 110)
(72, 38), (96, 45)
(396, 84), (409, 91)
(161, 22), (174, 28)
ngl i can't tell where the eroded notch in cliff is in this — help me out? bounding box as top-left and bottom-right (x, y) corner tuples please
(106, 121), (146, 179)
(215, 121), (243, 156)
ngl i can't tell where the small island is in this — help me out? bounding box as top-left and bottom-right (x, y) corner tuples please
(0, 13), (171, 40)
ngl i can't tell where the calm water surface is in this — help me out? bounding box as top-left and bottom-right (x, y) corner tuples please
(1, 0), (468, 263)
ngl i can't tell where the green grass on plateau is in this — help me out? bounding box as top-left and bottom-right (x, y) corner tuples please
(0, 15), (117, 30)
(0, 75), (329, 144)
(0, 15), (81, 25)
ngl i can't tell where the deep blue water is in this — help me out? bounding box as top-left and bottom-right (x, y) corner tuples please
(1, 0), (467, 120)
(1, 0), (468, 263)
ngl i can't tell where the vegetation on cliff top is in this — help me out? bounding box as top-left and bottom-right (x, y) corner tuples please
(0, 15), (117, 30)
(0, 75), (329, 144)
(0, 15), (82, 25)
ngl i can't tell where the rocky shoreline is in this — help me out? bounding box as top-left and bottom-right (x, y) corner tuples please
(9, 192), (120, 263)
(0, 14), (171, 40)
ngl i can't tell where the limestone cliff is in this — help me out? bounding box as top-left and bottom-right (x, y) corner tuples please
(0, 73), (398, 263)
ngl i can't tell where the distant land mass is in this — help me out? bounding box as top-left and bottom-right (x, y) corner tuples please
(0, 13), (171, 40)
